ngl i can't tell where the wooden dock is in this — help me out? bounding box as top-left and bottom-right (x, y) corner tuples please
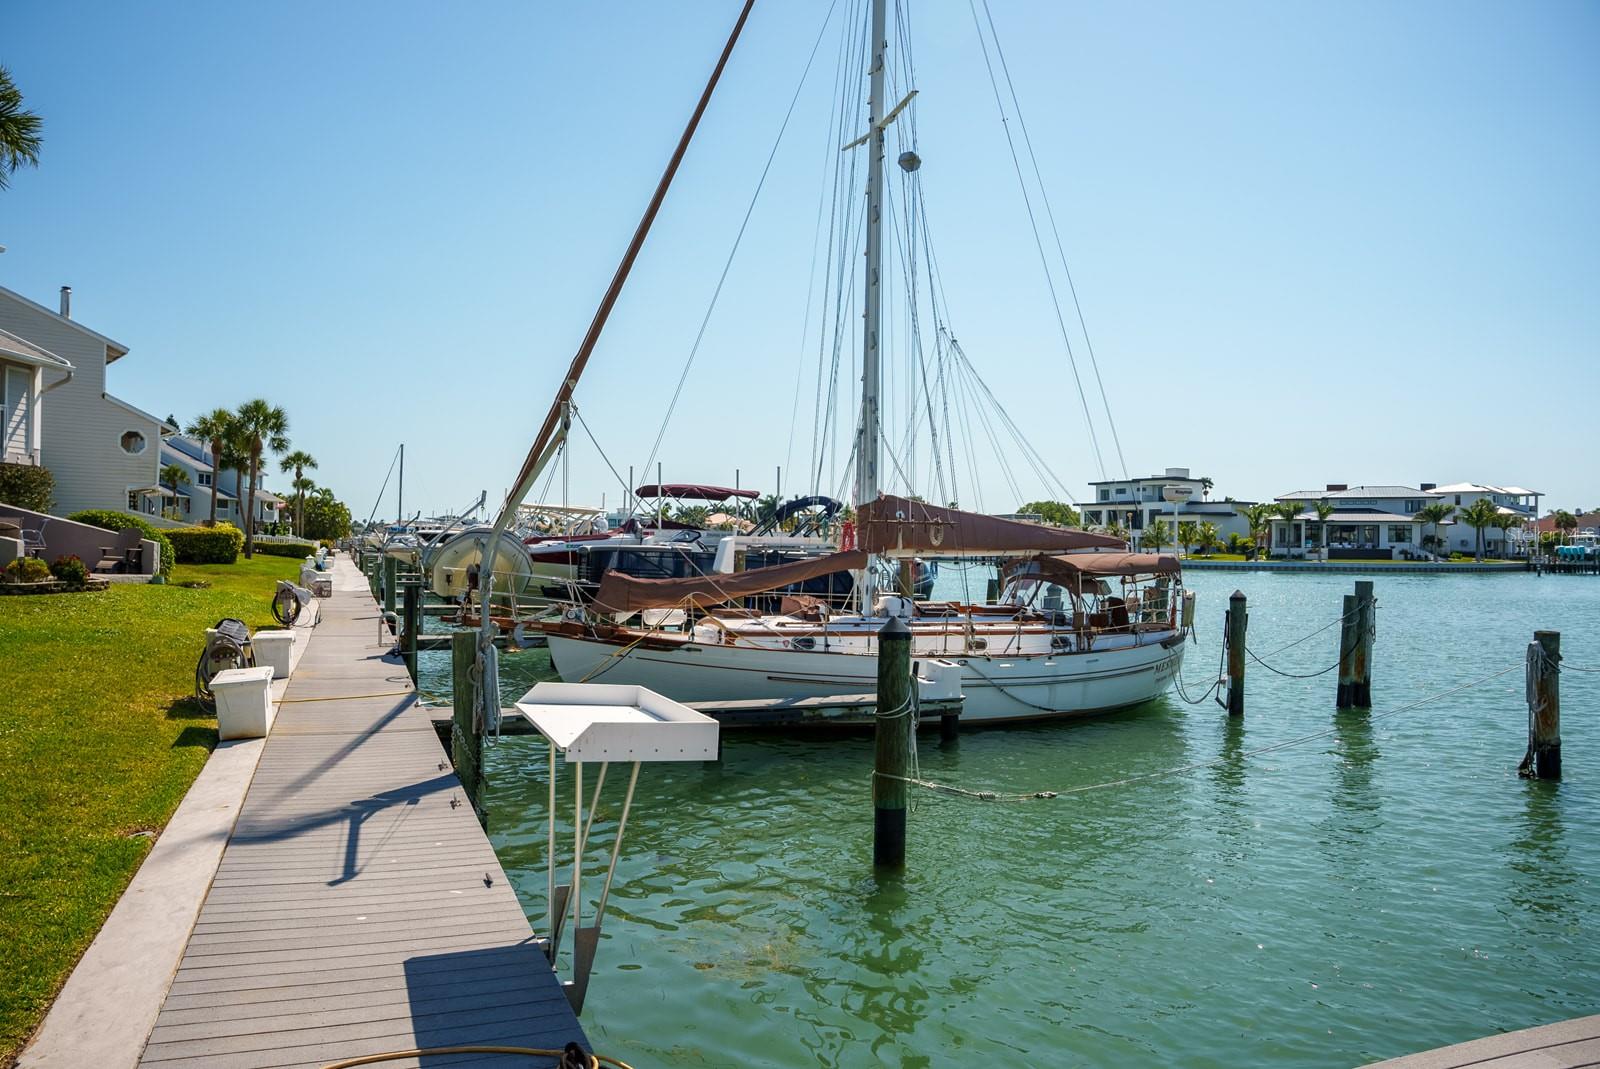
(136, 556), (586, 1069)
(1364, 1014), (1600, 1067)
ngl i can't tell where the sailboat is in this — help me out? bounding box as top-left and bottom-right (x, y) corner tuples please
(536, 0), (1192, 724)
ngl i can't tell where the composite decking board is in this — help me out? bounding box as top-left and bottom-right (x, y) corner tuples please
(137, 556), (584, 1068)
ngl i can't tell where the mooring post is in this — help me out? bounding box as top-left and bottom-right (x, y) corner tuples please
(381, 555), (397, 620)
(1521, 630), (1561, 780)
(1335, 593), (1359, 709)
(451, 630), (486, 821)
(1352, 580), (1375, 708)
(873, 615), (912, 867)
(402, 580), (420, 682)
(1226, 590), (1246, 716)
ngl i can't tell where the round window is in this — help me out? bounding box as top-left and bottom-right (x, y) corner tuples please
(120, 430), (147, 455)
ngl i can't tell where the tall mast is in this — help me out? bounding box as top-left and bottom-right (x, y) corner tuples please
(855, 0), (888, 613)
(397, 443), (404, 522)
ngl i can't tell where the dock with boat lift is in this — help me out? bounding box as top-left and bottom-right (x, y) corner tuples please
(131, 554), (587, 1069)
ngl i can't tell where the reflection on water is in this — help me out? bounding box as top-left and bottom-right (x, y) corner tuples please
(419, 572), (1600, 1069)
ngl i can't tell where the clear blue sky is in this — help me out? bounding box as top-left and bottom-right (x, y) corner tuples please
(5, 0), (1597, 519)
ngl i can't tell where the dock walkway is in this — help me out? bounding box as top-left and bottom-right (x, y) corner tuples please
(1365, 1014), (1600, 1067)
(136, 555), (585, 1069)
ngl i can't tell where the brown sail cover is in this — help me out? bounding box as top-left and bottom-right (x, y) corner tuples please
(1035, 552), (1180, 580)
(593, 550), (869, 614)
(857, 495), (1124, 555)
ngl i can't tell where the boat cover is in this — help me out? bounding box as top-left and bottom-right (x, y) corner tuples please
(593, 550), (868, 613)
(633, 483), (760, 501)
(857, 495), (1124, 555)
(1034, 552), (1180, 580)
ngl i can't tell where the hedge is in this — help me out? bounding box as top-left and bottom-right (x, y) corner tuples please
(66, 510), (174, 577)
(168, 524), (244, 564)
(251, 538), (317, 558)
(0, 462), (55, 513)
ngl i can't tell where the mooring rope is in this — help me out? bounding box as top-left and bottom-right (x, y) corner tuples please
(878, 660), (1525, 803)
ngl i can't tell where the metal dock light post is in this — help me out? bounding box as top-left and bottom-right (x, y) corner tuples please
(874, 615), (912, 867)
(1226, 590), (1246, 716)
(1520, 630), (1561, 780)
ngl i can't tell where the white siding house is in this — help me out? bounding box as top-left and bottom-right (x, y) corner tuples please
(164, 434), (286, 532)
(0, 328), (73, 468)
(0, 285), (175, 516)
(1079, 466), (1255, 544)
(1427, 482), (1542, 556)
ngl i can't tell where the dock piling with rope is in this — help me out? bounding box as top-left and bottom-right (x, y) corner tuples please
(1226, 590), (1246, 716)
(873, 616), (913, 868)
(1520, 629), (1561, 780)
(1353, 579), (1375, 708)
(1336, 593), (1361, 710)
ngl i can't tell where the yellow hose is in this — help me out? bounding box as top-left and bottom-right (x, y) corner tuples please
(321, 1047), (634, 1069)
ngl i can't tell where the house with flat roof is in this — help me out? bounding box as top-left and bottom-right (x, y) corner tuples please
(1269, 484), (1442, 559)
(1079, 467), (1255, 544)
(1427, 483), (1542, 556)
(0, 284), (176, 516)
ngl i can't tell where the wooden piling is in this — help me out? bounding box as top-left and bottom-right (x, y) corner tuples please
(381, 555), (397, 618)
(402, 580), (420, 682)
(1521, 630), (1561, 780)
(1335, 593), (1359, 710)
(873, 616), (912, 867)
(451, 630), (486, 821)
(1352, 579), (1375, 708)
(1226, 590), (1246, 717)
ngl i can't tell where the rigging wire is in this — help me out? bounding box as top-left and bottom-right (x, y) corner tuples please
(572, 404), (631, 509)
(978, 0), (1128, 480)
(636, 0), (842, 489)
(964, 0), (1107, 480)
(362, 444), (403, 530)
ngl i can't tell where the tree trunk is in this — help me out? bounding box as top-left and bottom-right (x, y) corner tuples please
(245, 450), (260, 557)
(208, 437), (221, 526)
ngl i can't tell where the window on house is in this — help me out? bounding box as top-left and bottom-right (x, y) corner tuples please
(120, 430), (148, 455)
(182, 498), (191, 514)
(198, 472), (212, 487)
(1116, 487), (1127, 496)
(127, 491), (138, 510)
(1455, 495), (1462, 505)
(1099, 489), (1110, 502)
(1389, 526), (1412, 544)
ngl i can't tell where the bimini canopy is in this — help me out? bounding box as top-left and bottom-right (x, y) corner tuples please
(593, 550), (868, 614)
(858, 495), (1124, 556)
(633, 483), (760, 501)
(1035, 552), (1180, 583)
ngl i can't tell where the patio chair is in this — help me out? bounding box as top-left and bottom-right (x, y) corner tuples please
(95, 527), (145, 574)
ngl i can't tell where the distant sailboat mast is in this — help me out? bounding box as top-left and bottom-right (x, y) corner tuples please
(853, 0), (888, 615)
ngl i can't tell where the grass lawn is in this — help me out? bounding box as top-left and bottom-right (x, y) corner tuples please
(0, 554), (301, 1064)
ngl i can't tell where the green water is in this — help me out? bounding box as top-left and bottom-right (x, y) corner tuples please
(417, 572), (1600, 1067)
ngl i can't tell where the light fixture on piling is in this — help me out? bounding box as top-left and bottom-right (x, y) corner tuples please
(898, 150), (921, 173)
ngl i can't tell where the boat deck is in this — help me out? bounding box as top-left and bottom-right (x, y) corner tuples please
(136, 555), (585, 1069)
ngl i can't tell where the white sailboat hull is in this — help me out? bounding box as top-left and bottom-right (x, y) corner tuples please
(546, 631), (1185, 724)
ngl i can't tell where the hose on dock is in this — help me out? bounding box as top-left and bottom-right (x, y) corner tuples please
(320, 1042), (634, 1069)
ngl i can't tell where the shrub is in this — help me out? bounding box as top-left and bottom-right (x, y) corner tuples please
(3, 557), (51, 583)
(168, 523), (244, 564)
(49, 554), (88, 587)
(251, 538), (317, 558)
(0, 462), (54, 512)
(66, 510), (174, 577)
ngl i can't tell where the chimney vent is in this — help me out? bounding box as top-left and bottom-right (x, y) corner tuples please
(1325, 483), (1348, 492)
(59, 286), (71, 318)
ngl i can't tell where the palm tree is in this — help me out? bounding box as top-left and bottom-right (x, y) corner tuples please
(1311, 501), (1335, 562)
(1177, 520), (1199, 557)
(234, 399), (289, 557)
(0, 67), (43, 190)
(1491, 511), (1524, 559)
(279, 449), (318, 536)
(185, 408), (237, 527)
(1200, 476), (1214, 500)
(1273, 501), (1303, 557)
(1241, 502), (1274, 558)
(1142, 520), (1171, 552)
(159, 463), (190, 521)
(1454, 497), (1500, 562)
(1413, 502), (1455, 561)
(1197, 521), (1220, 556)
(1553, 509), (1578, 544)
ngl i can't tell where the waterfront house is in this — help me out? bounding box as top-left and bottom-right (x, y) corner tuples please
(1, 327), (73, 467)
(1079, 467), (1254, 545)
(0, 284), (176, 516)
(1427, 482), (1542, 556)
(164, 434), (286, 532)
(1269, 485), (1442, 559)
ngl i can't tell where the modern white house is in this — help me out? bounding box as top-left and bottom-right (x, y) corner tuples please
(1, 327), (73, 467)
(1427, 482), (1542, 556)
(1268, 485), (1444, 559)
(0, 284), (175, 516)
(1079, 467), (1255, 545)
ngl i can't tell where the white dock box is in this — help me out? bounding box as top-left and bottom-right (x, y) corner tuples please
(252, 630), (294, 679)
(212, 666), (276, 740)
